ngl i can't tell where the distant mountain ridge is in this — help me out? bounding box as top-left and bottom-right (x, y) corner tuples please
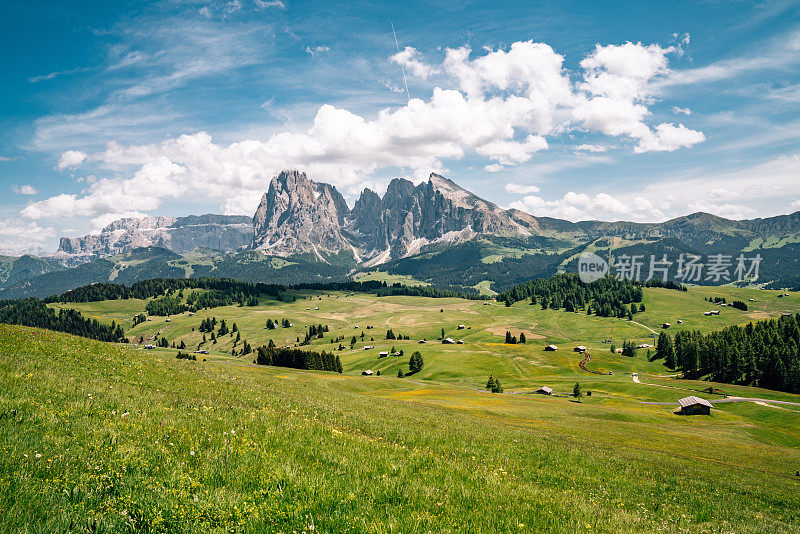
(7, 169), (793, 300)
(57, 214), (253, 261)
(57, 170), (800, 266)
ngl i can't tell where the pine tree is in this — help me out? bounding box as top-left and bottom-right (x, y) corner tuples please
(519, 332), (526, 344)
(573, 382), (582, 399)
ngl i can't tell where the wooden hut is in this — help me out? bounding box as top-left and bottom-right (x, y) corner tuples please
(535, 386), (553, 395)
(677, 396), (712, 415)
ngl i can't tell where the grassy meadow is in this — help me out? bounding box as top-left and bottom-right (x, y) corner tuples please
(2, 285), (799, 531)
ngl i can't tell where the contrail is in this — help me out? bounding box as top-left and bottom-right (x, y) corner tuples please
(391, 21), (411, 102)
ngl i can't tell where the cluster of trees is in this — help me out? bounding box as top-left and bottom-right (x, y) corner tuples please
(255, 345), (343, 373)
(408, 351), (424, 373)
(145, 293), (184, 316)
(266, 318), (292, 330)
(199, 317), (218, 333)
(176, 351), (197, 361)
(616, 340), (637, 357)
(133, 314), (146, 327)
(504, 331), (527, 344)
(655, 314), (800, 393)
(0, 298), (126, 343)
(300, 324), (329, 345)
(485, 375), (503, 393)
(385, 329), (411, 340)
(498, 274), (650, 318)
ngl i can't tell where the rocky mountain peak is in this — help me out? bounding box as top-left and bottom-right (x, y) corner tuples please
(251, 170), (352, 258)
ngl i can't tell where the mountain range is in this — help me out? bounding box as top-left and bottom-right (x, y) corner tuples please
(2, 170), (800, 299)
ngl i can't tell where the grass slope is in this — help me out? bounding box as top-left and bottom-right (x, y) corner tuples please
(3, 285), (800, 531)
(1, 325), (799, 532)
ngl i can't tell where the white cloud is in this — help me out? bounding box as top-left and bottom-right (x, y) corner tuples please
(510, 190), (664, 222)
(573, 144), (609, 153)
(476, 135), (548, 165)
(254, 0), (285, 8)
(672, 106), (691, 115)
(0, 219), (55, 256)
(634, 123), (706, 153)
(661, 28), (800, 87)
(686, 200), (756, 220)
(12, 185), (38, 195)
(306, 45), (330, 56)
(790, 200), (800, 213)
(57, 150), (87, 170)
(572, 41), (705, 152)
(390, 47), (440, 79)
(26, 37), (707, 226)
(28, 67), (86, 84)
(504, 182), (540, 195)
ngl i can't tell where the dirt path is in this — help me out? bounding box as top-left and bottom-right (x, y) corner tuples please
(578, 353), (607, 375)
(629, 320), (656, 334)
(632, 375), (800, 407)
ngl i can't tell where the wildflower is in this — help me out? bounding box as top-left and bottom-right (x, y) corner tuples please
(35, 453), (42, 458)
(190, 451), (195, 456)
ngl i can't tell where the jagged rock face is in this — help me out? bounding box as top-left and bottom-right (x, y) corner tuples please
(252, 170), (352, 257)
(57, 215), (252, 258)
(350, 173), (534, 259)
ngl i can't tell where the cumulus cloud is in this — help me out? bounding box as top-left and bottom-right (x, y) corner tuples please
(672, 106), (691, 115)
(687, 200), (756, 220)
(476, 135), (548, 166)
(504, 182), (540, 195)
(390, 47), (440, 79)
(510, 190), (664, 222)
(573, 42), (705, 152)
(12, 185), (38, 195)
(57, 150), (87, 170)
(24, 38), (706, 226)
(634, 123), (706, 153)
(0, 219), (55, 255)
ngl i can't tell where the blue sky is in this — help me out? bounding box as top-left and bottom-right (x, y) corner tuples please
(1, 0), (800, 255)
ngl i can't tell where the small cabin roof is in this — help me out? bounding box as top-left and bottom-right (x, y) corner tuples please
(678, 396), (713, 409)
(536, 386), (553, 394)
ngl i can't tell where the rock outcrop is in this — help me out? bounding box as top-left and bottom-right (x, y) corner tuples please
(57, 215), (252, 259)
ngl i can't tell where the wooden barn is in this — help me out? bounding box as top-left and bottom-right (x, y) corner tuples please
(544, 344), (558, 351)
(535, 386), (553, 395)
(678, 396), (712, 415)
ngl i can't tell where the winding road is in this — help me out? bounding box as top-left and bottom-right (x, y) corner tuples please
(631, 373), (800, 407)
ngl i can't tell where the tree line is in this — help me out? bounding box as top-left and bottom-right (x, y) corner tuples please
(655, 313), (800, 393)
(255, 345), (343, 373)
(0, 298), (125, 343)
(498, 274), (647, 317)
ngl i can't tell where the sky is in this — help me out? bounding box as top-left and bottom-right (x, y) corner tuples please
(1, 0), (800, 256)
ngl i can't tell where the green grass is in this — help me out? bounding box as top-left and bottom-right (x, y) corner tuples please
(6, 286), (800, 531)
(2, 324), (799, 532)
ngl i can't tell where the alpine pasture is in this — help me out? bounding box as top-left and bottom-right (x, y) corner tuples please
(1, 285), (799, 532)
